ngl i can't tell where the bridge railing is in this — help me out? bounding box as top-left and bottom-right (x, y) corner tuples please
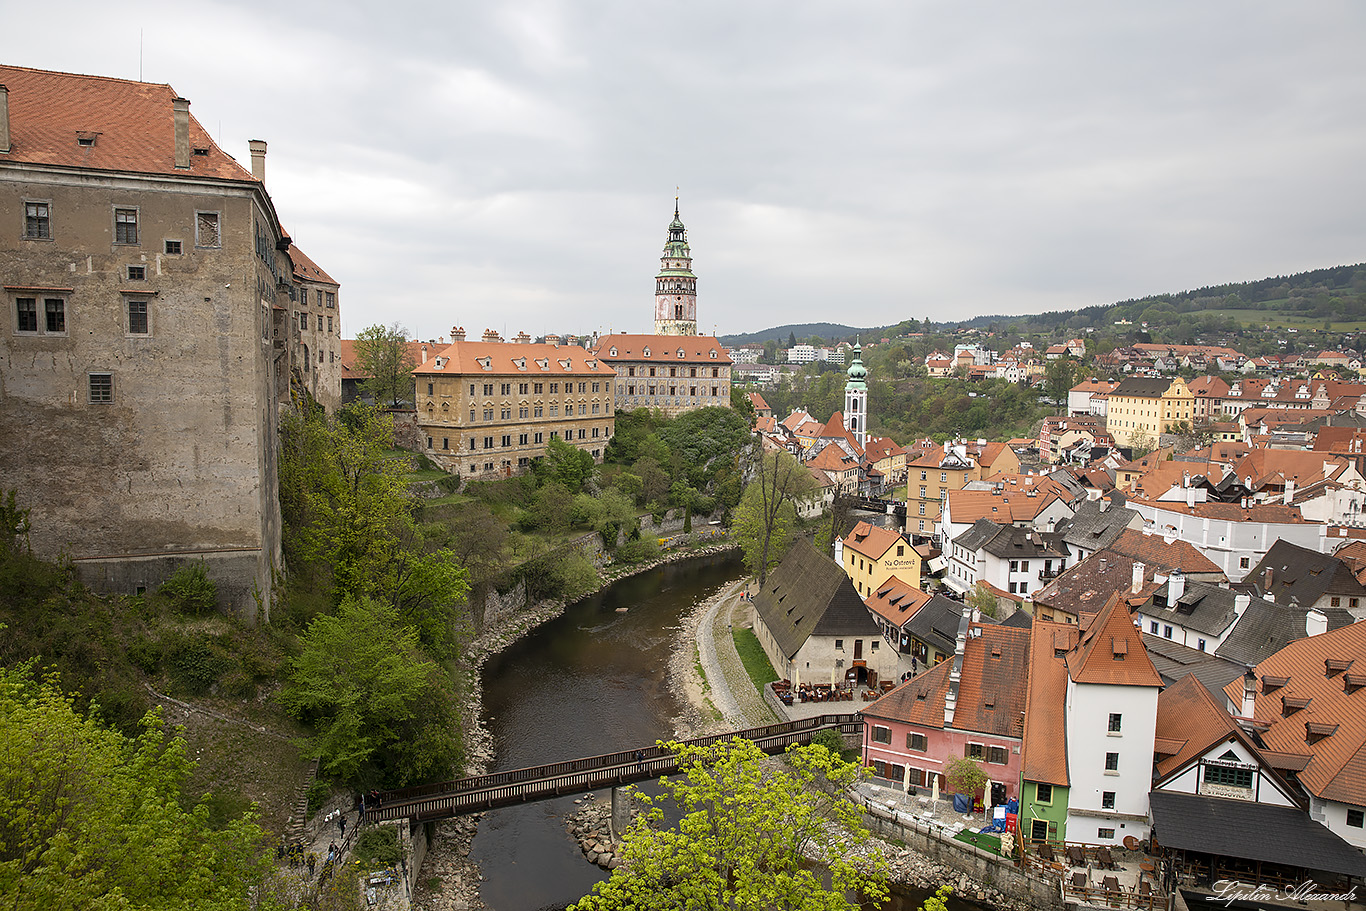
(375, 714), (861, 808)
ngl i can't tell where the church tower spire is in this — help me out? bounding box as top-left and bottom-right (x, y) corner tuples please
(844, 340), (868, 451)
(654, 197), (698, 336)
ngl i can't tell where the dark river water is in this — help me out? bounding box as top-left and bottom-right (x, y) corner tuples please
(469, 552), (979, 911)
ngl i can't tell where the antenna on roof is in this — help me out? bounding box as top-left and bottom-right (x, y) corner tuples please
(139, 29), (144, 81)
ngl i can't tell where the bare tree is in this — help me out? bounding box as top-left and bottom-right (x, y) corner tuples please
(736, 446), (817, 584)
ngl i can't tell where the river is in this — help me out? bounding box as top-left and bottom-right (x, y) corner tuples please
(468, 551), (980, 911)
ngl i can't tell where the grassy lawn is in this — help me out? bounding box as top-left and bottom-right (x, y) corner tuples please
(953, 829), (1003, 856)
(733, 626), (779, 691)
(1198, 308), (1366, 331)
(891, 484), (907, 501)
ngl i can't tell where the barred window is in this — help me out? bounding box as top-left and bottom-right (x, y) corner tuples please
(89, 373), (113, 403)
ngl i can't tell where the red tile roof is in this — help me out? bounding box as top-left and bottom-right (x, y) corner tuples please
(862, 660), (953, 730)
(1224, 621), (1366, 807)
(1109, 529), (1222, 575)
(591, 334), (731, 364)
(844, 521), (902, 561)
(415, 340), (613, 377)
(288, 243), (337, 286)
(0, 64), (254, 181)
(863, 574), (932, 628)
(1066, 591), (1164, 687)
(1021, 619), (1078, 786)
(954, 624), (1031, 739)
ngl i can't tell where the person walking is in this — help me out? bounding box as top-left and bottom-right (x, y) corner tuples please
(337, 813), (346, 839)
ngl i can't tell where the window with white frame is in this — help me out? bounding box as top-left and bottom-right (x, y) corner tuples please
(24, 201), (51, 239)
(114, 207), (139, 244)
(871, 725), (891, 745)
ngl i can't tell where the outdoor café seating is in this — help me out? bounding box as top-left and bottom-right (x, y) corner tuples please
(1067, 845), (1086, 866)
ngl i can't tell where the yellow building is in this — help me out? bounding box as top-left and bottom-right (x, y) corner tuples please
(1105, 377), (1194, 447)
(413, 328), (615, 477)
(840, 521), (922, 597)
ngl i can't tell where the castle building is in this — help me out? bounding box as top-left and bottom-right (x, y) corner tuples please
(654, 200), (696, 336)
(591, 201), (732, 415)
(413, 328), (615, 477)
(0, 65), (332, 621)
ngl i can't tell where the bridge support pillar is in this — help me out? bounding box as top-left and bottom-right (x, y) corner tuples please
(610, 786), (632, 842)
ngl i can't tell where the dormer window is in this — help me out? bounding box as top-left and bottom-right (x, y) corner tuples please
(609, 347), (617, 357)
(710, 350), (717, 358)
(1326, 658), (1353, 677)
(192, 147), (209, 157)
(677, 349), (685, 358)
(643, 347), (651, 357)
(76, 131), (99, 147)
(1306, 722), (1338, 744)
(1281, 695), (1310, 716)
(1262, 676), (1289, 694)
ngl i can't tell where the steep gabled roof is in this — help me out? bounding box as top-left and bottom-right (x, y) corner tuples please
(1020, 619), (1077, 786)
(1109, 529), (1222, 576)
(1066, 591), (1163, 687)
(591, 334), (732, 364)
(752, 539), (880, 659)
(1215, 598), (1355, 667)
(862, 661), (953, 730)
(0, 64), (254, 181)
(863, 575), (932, 628)
(1244, 540), (1366, 608)
(843, 521), (903, 561)
(955, 625), (1031, 739)
(1141, 634), (1247, 694)
(1224, 621), (1366, 807)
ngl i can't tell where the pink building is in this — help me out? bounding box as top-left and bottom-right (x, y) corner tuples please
(862, 622), (1029, 808)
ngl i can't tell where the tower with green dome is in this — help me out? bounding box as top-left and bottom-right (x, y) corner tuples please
(654, 198), (698, 336)
(844, 341), (868, 450)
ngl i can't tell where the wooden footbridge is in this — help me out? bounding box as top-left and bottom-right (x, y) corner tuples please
(367, 714), (860, 824)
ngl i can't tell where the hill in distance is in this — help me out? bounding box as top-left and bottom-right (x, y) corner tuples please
(724, 261), (1366, 344)
(719, 323), (884, 346)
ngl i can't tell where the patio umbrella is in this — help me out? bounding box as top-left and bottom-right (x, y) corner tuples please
(931, 774), (939, 804)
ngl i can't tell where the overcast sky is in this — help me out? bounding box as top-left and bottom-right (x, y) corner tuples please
(7, 2), (1366, 340)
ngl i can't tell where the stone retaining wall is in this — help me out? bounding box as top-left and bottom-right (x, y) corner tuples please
(860, 799), (1063, 910)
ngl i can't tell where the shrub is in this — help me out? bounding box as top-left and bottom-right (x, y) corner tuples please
(353, 826), (404, 869)
(614, 538), (659, 565)
(159, 563), (218, 615)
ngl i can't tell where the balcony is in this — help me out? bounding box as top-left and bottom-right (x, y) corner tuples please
(1038, 566), (1063, 581)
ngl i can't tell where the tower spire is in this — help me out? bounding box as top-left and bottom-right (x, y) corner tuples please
(654, 198), (697, 336)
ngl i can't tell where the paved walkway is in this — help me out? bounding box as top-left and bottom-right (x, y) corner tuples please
(694, 580), (778, 729)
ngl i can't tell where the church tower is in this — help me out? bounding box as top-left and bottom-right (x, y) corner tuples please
(654, 199), (698, 336)
(844, 342), (868, 451)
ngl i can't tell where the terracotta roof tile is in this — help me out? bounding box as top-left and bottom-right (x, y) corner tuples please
(1224, 621), (1366, 806)
(0, 64), (253, 182)
(413, 339), (612, 377)
(844, 521), (903, 561)
(591, 334), (731, 364)
(862, 661), (952, 730)
(1020, 619), (1077, 786)
(863, 574), (933, 628)
(1066, 591), (1164, 687)
(287, 243), (337, 286)
(954, 625), (1031, 738)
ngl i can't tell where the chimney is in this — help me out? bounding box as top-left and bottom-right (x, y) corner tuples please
(1234, 593), (1251, 616)
(0, 84), (9, 153)
(450, 326), (466, 341)
(545, 333), (561, 346)
(515, 331), (531, 345)
(1100, 557), (1108, 574)
(1263, 567), (1273, 590)
(248, 139), (267, 182)
(173, 97), (191, 168)
(1306, 609), (1329, 638)
(1168, 570), (1185, 603)
(1132, 561), (1146, 595)
(1241, 669), (1257, 718)
(1283, 479), (1295, 506)
(482, 329), (501, 343)
(419, 344), (429, 364)
(1099, 498), (1111, 514)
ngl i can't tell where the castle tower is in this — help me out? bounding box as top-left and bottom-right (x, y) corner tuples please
(845, 341), (868, 451)
(653, 199), (698, 336)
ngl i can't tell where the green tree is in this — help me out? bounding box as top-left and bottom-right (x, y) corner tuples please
(570, 738), (887, 911)
(965, 581), (998, 619)
(944, 756), (989, 802)
(280, 402), (470, 643)
(734, 450), (816, 584)
(354, 321), (418, 407)
(1043, 356), (1075, 406)
(0, 664), (269, 911)
(277, 596), (461, 786)
(533, 437), (595, 493)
